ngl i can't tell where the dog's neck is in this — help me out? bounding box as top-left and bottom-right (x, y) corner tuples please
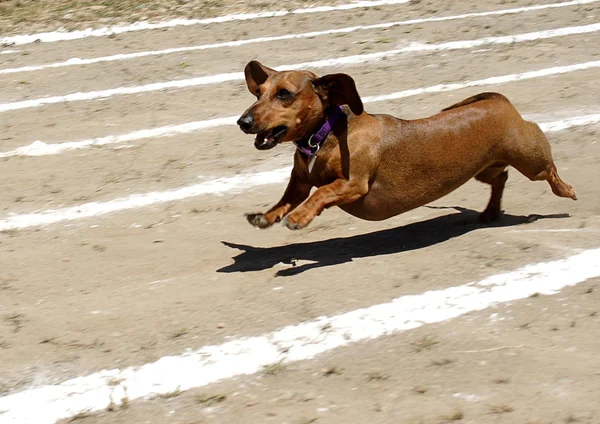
(294, 105), (344, 157)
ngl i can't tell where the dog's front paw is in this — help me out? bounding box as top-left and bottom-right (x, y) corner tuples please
(282, 216), (306, 230)
(245, 213), (272, 229)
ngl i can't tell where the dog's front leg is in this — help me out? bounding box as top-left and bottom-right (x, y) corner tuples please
(246, 172), (312, 229)
(283, 179), (368, 230)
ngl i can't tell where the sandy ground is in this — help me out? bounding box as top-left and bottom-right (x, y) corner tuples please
(74, 278), (600, 424)
(1, 0), (599, 423)
(0, 0), (346, 36)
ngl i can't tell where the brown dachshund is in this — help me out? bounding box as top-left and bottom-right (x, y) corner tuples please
(237, 61), (577, 230)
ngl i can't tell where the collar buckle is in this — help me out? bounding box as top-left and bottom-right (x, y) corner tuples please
(295, 105), (344, 157)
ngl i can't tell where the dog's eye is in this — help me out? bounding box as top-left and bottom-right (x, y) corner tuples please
(277, 89), (292, 100)
(256, 89), (261, 99)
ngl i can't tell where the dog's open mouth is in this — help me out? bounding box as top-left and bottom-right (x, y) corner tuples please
(254, 126), (288, 150)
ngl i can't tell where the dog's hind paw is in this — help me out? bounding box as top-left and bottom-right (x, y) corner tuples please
(245, 213), (271, 229)
(479, 208), (503, 224)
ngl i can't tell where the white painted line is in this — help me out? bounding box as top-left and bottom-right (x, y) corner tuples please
(0, 167), (293, 231)
(0, 116), (237, 158)
(0, 113), (597, 231)
(0, 0), (410, 47)
(537, 113), (600, 132)
(0, 50), (19, 55)
(1, 248), (598, 424)
(361, 61), (600, 104)
(537, 114), (600, 132)
(0, 70), (238, 113)
(1, 0), (596, 76)
(2, 61), (599, 159)
(1, 23), (598, 113)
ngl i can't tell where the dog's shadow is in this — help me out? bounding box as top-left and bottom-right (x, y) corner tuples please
(217, 207), (569, 277)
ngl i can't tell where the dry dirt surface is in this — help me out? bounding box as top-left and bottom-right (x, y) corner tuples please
(1, 0), (600, 423)
(0, 0), (344, 36)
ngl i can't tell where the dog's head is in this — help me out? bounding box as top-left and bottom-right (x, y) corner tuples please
(237, 61), (363, 150)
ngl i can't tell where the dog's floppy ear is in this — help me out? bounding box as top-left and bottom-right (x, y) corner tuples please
(244, 61), (276, 96)
(311, 73), (364, 116)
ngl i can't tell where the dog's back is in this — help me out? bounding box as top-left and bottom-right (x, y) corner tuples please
(441, 92), (511, 112)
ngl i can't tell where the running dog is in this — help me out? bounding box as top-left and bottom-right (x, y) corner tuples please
(237, 61), (577, 230)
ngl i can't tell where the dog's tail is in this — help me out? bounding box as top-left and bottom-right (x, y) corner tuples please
(442, 92), (510, 112)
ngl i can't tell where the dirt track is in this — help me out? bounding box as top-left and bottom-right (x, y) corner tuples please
(1, 1), (599, 423)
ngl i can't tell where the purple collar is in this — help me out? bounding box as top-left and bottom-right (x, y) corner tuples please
(294, 105), (344, 157)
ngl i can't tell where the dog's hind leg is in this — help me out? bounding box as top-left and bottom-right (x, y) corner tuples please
(508, 122), (577, 200)
(475, 163), (509, 223)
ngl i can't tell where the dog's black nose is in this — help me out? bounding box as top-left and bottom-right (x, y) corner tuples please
(237, 114), (254, 132)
